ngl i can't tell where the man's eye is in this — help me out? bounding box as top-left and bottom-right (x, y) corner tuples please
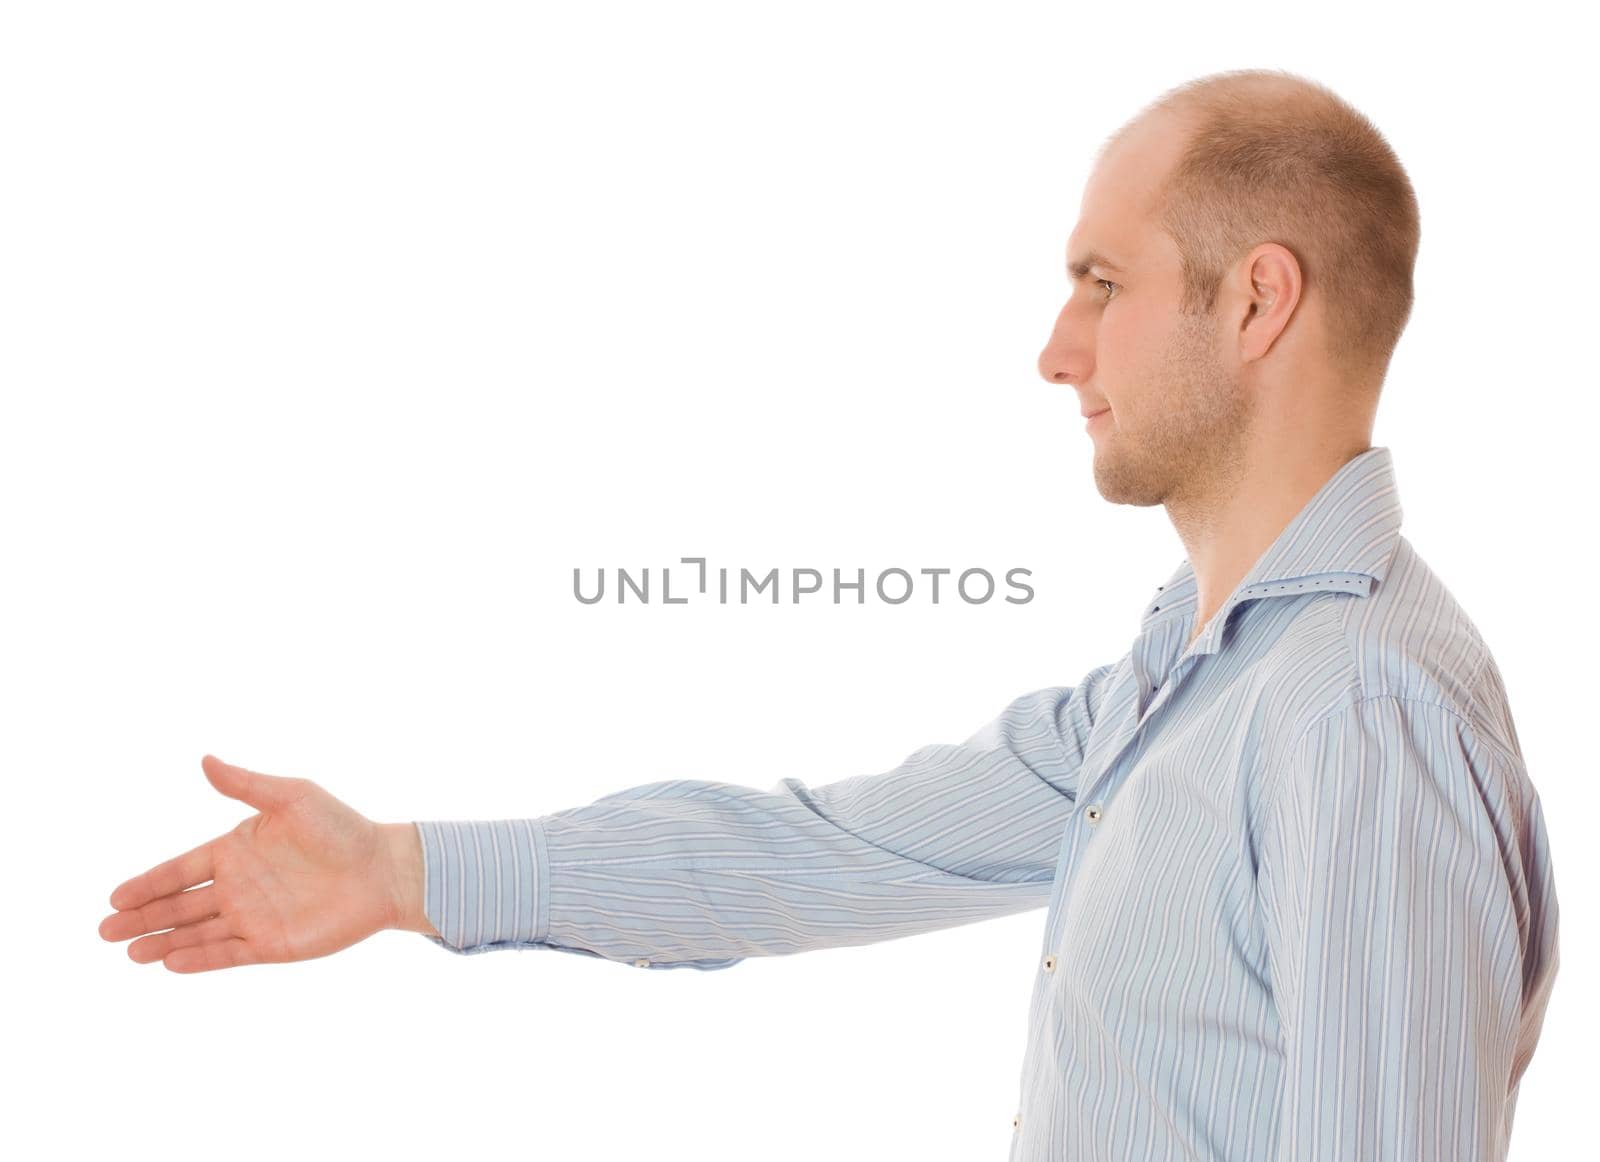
(1096, 278), (1119, 300)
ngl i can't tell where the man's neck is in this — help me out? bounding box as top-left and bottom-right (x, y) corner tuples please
(1170, 438), (1372, 641)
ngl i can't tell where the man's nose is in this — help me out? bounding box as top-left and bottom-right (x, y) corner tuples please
(1036, 328), (1088, 387)
(1037, 320), (1087, 386)
(1037, 354), (1077, 385)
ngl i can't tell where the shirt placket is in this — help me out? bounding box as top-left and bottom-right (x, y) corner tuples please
(1036, 630), (1205, 951)
(1014, 613), (1214, 1155)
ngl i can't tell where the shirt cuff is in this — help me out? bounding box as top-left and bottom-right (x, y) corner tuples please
(413, 818), (549, 954)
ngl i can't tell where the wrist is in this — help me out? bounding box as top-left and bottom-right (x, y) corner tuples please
(380, 822), (436, 936)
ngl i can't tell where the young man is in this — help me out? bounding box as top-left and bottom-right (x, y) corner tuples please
(102, 68), (1558, 1161)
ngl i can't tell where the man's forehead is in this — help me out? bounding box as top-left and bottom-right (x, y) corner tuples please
(1066, 128), (1176, 272)
(1061, 111), (1191, 282)
(1066, 194), (1165, 277)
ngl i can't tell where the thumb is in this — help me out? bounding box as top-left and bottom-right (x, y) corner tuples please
(201, 754), (305, 811)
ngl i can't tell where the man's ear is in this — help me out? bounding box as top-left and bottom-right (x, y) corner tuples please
(1236, 243), (1302, 362)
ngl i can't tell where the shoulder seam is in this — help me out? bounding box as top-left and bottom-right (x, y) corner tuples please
(1463, 640), (1493, 738)
(1287, 689), (1518, 771)
(1262, 693), (1520, 849)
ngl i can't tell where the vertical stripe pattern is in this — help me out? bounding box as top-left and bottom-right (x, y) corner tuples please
(413, 446), (1559, 1161)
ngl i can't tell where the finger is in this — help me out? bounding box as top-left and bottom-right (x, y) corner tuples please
(202, 754), (306, 813)
(109, 838), (216, 910)
(99, 884), (220, 943)
(165, 938), (257, 974)
(127, 914), (231, 965)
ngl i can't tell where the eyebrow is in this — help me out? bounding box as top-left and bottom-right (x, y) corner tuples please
(1067, 251), (1126, 282)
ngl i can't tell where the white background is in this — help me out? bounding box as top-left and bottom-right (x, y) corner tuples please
(2, 3), (1591, 1159)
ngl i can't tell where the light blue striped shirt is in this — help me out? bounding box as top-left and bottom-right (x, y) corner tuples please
(414, 445), (1559, 1161)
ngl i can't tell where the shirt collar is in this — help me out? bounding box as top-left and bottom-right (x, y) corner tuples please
(1139, 445), (1404, 657)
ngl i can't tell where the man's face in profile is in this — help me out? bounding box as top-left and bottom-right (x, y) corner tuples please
(1038, 111), (1255, 510)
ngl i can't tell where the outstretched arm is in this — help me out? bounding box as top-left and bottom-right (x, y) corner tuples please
(100, 664), (1115, 975)
(411, 666), (1116, 970)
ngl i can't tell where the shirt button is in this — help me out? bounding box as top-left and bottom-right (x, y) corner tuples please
(1085, 805), (1103, 824)
(634, 958), (651, 968)
(1042, 954), (1057, 972)
(1013, 1112), (1021, 1129)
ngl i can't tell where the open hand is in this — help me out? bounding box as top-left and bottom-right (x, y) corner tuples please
(99, 756), (410, 973)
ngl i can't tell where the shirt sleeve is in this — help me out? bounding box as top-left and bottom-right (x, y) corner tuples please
(1257, 694), (1560, 1160)
(411, 662), (1116, 969)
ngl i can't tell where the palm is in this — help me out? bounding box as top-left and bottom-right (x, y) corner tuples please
(212, 785), (393, 961)
(99, 756), (398, 973)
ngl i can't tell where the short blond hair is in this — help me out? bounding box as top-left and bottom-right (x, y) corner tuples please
(1107, 68), (1420, 388)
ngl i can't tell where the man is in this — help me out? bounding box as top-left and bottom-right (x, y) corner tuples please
(100, 67), (1558, 1160)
